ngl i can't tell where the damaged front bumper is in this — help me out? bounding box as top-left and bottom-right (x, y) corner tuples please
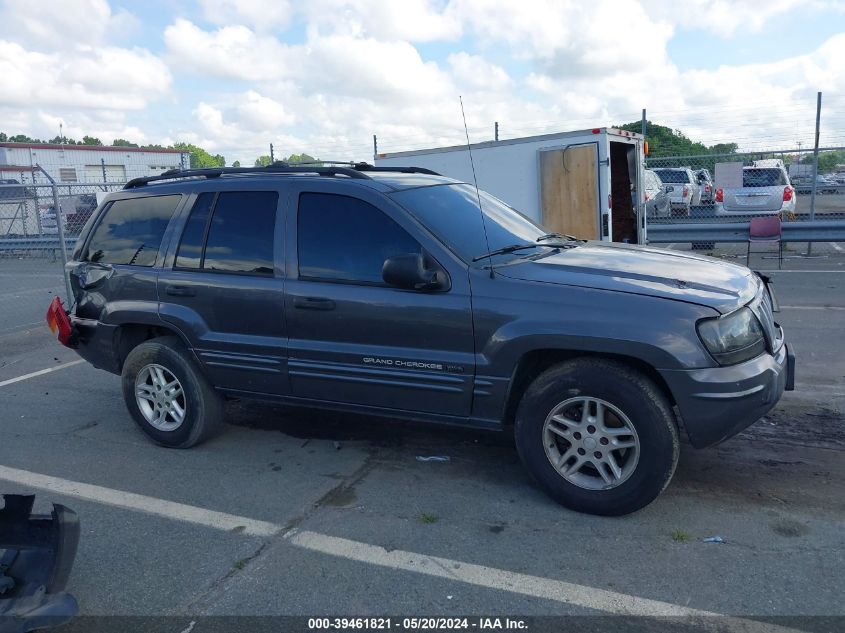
(0, 495), (80, 633)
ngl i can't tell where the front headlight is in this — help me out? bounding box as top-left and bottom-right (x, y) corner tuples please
(697, 307), (766, 366)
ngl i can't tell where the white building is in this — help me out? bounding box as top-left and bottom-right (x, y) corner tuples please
(0, 142), (190, 184)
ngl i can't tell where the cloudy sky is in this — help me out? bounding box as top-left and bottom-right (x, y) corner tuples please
(1, 0), (844, 164)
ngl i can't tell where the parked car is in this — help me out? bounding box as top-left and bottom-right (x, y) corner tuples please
(47, 164), (794, 516)
(651, 168), (701, 216)
(0, 178), (29, 201)
(814, 175), (838, 194)
(695, 169), (715, 205)
(643, 169), (671, 218)
(715, 166), (796, 217)
(39, 194), (99, 235)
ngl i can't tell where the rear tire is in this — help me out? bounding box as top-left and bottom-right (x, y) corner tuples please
(514, 358), (679, 516)
(121, 337), (224, 448)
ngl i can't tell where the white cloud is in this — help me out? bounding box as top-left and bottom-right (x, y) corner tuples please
(0, 41), (171, 110)
(164, 19), (291, 81)
(453, 0), (673, 77)
(448, 52), (511, 91)
(301, 0), (462, 41)
(165, 20), (454, 101)
(641, 0), (818, 37)
(198, 0), (293, 30)
(0, 0), (139, 47)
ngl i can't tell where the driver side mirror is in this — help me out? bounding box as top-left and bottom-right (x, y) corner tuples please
(382, 252), (450, 292)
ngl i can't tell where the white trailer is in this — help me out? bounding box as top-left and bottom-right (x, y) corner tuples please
(375, 128), (647, 244)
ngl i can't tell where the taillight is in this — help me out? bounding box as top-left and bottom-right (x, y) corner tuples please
(715, 188), (724, 203)
(46, 296), (74, 347)
(783, 186), (793, 202)
(682, 185), (689, 198)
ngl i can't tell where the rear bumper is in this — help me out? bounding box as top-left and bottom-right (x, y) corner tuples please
(69, 316), (121, 374)
(660, 342), (795, 448)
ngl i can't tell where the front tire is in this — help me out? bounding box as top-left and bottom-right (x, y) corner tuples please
(515, 358), (679, 516)
(121, 337), (224, 448)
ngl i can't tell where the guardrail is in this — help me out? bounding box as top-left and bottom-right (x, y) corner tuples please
(0, 236), (79, 252)
(647, 220), (845, 244)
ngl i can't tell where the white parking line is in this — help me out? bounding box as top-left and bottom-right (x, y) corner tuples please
(830, 243), (843, 252)
(780, 305), (845, 311)
(0, 465), (807, 628)
(0, 465), (280, 536)
(285, 529), (717, 617)
(0, 360), (84, 388)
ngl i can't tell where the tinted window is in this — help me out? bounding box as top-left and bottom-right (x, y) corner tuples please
(87, 195), (180, 266)
(298, 193), (420, 283)
(202, 191), (278, 274)
(653, 169), (690, 184)
(391, 184), (550, 262)
(743, 168), (786, 187)
(175, 192), (214, 269)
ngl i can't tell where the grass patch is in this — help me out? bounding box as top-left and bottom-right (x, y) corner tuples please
(418, 513), (440, 524)
(671, 528), (691, 543)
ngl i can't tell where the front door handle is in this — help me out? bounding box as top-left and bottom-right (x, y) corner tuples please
(293, 296), (336, 311)
(165, 285), (196, 297)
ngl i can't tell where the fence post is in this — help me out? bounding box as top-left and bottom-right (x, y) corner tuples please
(35, 164), (73, 303)
(808, 91), (822, 256)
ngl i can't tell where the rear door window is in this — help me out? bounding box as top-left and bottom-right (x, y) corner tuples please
(175, 191), (278, 275)
(86, 195), (181, 266)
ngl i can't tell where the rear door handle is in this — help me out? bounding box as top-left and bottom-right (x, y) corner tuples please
(293, 296), (335, 311)
(165, 285), (196, 297)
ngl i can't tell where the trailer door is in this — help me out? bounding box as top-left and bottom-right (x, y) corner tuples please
(539, 143), (600, 240)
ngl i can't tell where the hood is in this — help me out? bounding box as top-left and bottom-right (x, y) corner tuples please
(496, 241), (758, 314)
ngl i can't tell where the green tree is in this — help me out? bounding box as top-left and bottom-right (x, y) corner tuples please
(172, 142), (225, 168)
(232, 160), (241, 167)
(82, 135), (103, 145)
(112, 138), (139, 147)
(254, 155), (272, 167)
(285, 153), (319, 165)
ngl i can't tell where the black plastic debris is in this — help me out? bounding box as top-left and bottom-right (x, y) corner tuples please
(0, 495), (80, 633)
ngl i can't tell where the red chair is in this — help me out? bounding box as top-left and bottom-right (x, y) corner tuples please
(747, 216), (782, 269)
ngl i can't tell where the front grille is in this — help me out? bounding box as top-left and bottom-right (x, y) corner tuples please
(752, 286), (778, 352)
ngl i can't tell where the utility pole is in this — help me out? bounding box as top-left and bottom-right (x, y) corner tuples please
(269, 143), (274, 163)
(373, 135), (378, 161)
(641, 108), (646, 139)
(494, 121), (499, 142)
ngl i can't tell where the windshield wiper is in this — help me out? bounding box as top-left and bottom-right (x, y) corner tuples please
(472, 243), (544, 262)
(536, 232), (582, 242)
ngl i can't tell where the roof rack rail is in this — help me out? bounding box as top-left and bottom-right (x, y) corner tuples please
(123, 164), (372, 189)
(274, 160), (441, 176)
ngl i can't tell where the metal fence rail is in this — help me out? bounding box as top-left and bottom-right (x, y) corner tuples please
(647, 220), (845, 244)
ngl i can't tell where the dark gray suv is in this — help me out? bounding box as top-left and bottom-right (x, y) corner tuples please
(50, 164), (795, 516)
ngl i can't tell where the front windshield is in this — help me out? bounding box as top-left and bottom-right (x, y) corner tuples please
(390, 183), (551, 263)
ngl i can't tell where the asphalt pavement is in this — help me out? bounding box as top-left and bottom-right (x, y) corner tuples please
(0, 257), (843, 629)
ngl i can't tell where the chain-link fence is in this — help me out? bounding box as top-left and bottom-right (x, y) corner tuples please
(0, 177), (127, 338)
(644, 146), (845, 260)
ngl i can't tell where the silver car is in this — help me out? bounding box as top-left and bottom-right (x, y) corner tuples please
(715, 166), (796, 217)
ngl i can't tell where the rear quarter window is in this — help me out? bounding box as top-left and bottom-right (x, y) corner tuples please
(85, 195), (181, 266)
